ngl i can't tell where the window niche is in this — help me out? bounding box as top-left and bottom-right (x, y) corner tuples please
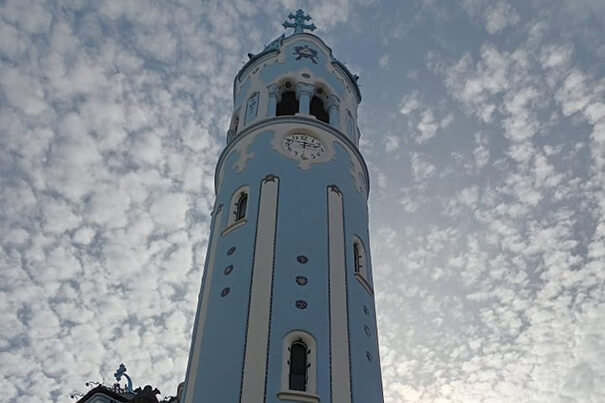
(244, 92), (259, 125)
(353, 236), (373, 295)
(277, 331), (319, 403)
(289, 341), (307, 390)
(222, 186), (250, 236)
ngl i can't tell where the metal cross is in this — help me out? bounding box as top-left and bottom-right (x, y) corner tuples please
(114, 363), (134, 392)
(282, 9), (316, 34)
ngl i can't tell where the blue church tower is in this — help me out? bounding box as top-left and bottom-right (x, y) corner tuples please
(182, 10), (384, 403)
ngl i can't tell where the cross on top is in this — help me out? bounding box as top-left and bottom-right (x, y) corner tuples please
(282, 9), (317, 34)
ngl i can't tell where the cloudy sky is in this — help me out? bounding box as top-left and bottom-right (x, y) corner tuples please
(1, 0), (604, 402)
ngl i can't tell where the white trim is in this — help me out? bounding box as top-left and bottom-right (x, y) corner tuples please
(354, 273), (374, 295)
(277, 391), (321, 402)
(221, 218), (247, 236)
(327, 187), (352, 403)
(183, 205), (224, 403)
(241, 177), (279, 403)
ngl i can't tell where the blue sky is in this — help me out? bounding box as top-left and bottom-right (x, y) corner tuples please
(1, 0), (604, 402)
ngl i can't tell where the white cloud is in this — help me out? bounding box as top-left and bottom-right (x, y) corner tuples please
(379, 53), (390, 70)
(484, 1), (520, 34)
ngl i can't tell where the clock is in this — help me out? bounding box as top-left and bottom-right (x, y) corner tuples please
(282, 133), (326, 160)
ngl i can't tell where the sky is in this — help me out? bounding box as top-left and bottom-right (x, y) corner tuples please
(0, 0), (604, 402)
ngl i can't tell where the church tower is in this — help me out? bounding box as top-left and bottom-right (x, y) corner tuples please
(182, 10), (384, 403)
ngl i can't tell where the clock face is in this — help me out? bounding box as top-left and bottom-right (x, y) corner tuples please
(282, 133), (326, 160)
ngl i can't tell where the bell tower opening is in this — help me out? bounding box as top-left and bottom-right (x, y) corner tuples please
(277, 83), (299, 116)
(310, 95), (329, 123)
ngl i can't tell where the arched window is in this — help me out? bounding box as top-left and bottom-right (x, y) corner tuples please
(353, 242), (363, 274)
(276, 90), (299, 116)
(223, 186), (250, 235)
(310, 96), (329, 123)
(353, 236), (373, 295)
(235, 193), (248, 221)
(289, 340), (308, 391)
(278, 331), (318, 402)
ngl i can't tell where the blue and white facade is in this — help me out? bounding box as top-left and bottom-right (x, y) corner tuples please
(182, 11), (384, 403)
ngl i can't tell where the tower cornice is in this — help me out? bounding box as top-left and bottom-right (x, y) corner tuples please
(214, 115), (370, 197)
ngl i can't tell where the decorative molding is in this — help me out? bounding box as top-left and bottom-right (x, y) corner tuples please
(267, 83), (280, 97)
(295, 81), (315, 98)
(354, 273), (374, 295)
(222, 219), (247, 236)
(263, 174), (278, 183)
(277, 391), (320, 403)
(215, 116), (370, 197)
(327, 184), (341, 195)
(326, 94), (340, 110)
(295, 300), (308, 309)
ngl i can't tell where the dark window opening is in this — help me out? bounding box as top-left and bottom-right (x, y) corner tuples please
(235, 193), (248, 221)
(289, 341), (308, 391)
(310, 96), (329, 123)
(354, 243), (363, 274)
(276, 91), (299, 116)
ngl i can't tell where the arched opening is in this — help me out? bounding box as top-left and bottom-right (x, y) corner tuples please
(235, 193), (248, 221)
(289, 340), (308, 391)
(276, 91), (299, 116)
(310, 96), (329, 123)
(353, 236), (373, 294)
(224, 186), (250, 234)
(353, 242), (363, 274)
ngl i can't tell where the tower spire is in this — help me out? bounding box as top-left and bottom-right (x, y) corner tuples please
(282, 9), (317, 34)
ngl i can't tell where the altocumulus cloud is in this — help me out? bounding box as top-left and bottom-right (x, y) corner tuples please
(1, 1), (605, 403)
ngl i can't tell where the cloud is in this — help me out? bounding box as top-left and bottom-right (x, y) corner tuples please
(484, 1), (520, 34)
(398, 92), (454, 143)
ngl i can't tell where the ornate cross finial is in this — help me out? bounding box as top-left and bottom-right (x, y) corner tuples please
(282, 9), (317, 34)
(114, 363), (134, 392)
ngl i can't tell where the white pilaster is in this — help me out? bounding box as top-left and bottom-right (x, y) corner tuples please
(241, 175), (280, 403)
(327, 185), (352, 403)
